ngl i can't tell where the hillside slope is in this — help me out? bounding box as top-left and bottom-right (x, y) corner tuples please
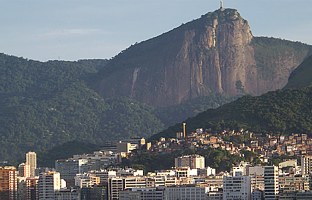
(284, 55), (312, 89)
(96, 8), (311, 107)
(152, 87), (312, 140)
(0, 54), (164, 164)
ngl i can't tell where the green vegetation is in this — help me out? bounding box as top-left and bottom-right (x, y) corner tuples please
(152, 87), (312, 140)
(124, 147), (244, 173)
(0, 53), (234, 165)
(155, 95), (237, 127)
(0, 36), (311, 166)
(252, 37), (311, 79)
(37, 141), (100, 167)
(0, 54), (165, 165)
(285, 55), (312, 89)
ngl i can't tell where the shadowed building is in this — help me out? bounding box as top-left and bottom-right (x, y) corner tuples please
(0, 166), (17, 200)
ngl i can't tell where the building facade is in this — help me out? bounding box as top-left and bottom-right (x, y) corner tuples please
(38, 171), (61, 200)
(55, 159), (88, 187)
(164, 185), (208, 200)
(264, 166), (279, 200)
(301, 155), (312, 175)
(223, 175), (251, 200)
(175, 155), (205, 169)
(26, 152), (37, 177)
(0, 166), (17, 200)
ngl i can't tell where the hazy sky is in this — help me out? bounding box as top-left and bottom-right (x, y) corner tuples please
(1, 0), (311, 61)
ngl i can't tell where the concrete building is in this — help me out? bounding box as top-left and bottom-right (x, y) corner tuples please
(279, 191), (312, 199)
(0, 166), (17, 200)
(223, 175), (251, 200)
(164, 185), (208, 200)
(108, 177), (124, 200)
(18, 163), (30, 178)
(55, 159), (88, 187)
(119, 188), (164, 200)
(124, 176), (153, 188)
(205, 175), (224, 193)
(90, 169), (116, 184)
(279, 160), (297, 169)
(108, 175), (179, 200)
(26, 152), (37, 177)
(80, 186), (107, 200)
(198, 167), (216, 177)
(74, 173), (100, 188)
(279, 174), (309, 194)
(296, 191), (312, 199)
(38, 171), (62, 200)
(72, 150), (117, 171)
(251, 189), (263, 200)
(117, 138), (145, 154)
(301, 155), (312, 175)
(17, 176), (39, 200)
(247, 166), (265, 191)
(55, 188), (80, 200)
(175, 167), (198, 178)
(207, 189), (223, 200)
(264, 166), (279, 200)
(175, 155), (205, 169)
(152, 176), (178, 187)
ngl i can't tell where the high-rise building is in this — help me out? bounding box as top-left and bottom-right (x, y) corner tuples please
(264, 166), (279, 200)
(301, 155), (312, 175)
(175, 155), (205, 169)
(38, 171), (61, 200)
(164, 185), (208, 200)
(18, 163), (30, 178)
(0, 166), (17, 200)
(26, 177), (39, 200)
(55, 159), (88, 187)
(182, 123), (186, 139)
(223, 175), (251, 200)
(26, 152), (37, 177)
(108, 177), (124, 200)
(18, 176), (39, 200)
(247, 166), (265, 191)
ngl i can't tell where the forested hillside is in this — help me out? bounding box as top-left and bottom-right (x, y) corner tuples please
(0, 54), (164, 164)
(285, 55), (312, 89)
(152, 87), (312, 140)
(1, 9), (312, 165)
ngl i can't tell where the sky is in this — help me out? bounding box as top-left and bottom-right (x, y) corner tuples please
(0, 0), (311, 61)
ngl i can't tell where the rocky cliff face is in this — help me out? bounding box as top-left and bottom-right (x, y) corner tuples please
(97, 9), (311, 107)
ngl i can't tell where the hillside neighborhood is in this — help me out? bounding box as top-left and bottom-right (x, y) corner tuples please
(2, 124), (312, 199)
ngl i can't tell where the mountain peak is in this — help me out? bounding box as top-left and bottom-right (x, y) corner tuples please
(200, 8), (243, 24)
(96, 8), (311, 107)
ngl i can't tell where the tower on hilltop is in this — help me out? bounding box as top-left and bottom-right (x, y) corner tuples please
(220, 0), (225, 11)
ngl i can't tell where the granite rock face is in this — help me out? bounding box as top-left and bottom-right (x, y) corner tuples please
(97, 9), (311, 107)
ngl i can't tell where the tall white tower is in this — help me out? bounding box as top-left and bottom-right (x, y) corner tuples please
(220, 0), (225, 11)
(182, 122), (186, 139)
(26, 151), (37, 177)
